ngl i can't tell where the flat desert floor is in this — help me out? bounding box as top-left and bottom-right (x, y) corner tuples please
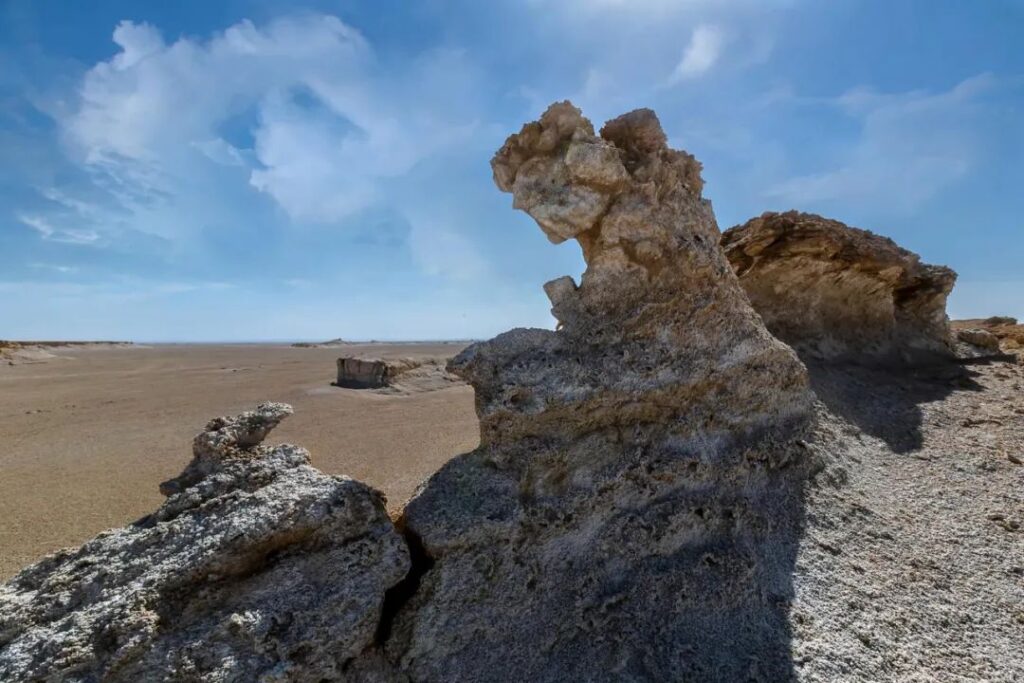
(0, 343), (478, 580)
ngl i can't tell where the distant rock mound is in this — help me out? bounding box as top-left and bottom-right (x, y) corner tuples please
(955, 327), (1002, 353)
(952, 316), (1024, 354)
(335, 357), (462, 393)
(292, 338), (347, 348)
(335, 357), (423, 388)
(722, 211), (957, 364)
(0, 403), (408, 682)
(1, 340), (131, 366)
(388, 102), (816, 680)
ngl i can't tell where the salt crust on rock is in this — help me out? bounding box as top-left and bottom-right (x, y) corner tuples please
(0, 403), (408, 682)
(388, 102), (817, 680)
(722, 211), (957, 364)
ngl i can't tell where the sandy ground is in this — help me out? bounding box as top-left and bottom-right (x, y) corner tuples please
(0, 343), (478, 580)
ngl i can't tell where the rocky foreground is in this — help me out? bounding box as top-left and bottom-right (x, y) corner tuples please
(1, 103), (1021, 682)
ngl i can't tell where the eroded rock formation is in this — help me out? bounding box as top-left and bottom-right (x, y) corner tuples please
(387, 102), (817, 680)
(722, 211), (957, 363)
(336, 357), (423, 388)
(0, 403), (408, 682)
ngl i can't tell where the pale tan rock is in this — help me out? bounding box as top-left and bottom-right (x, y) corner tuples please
(953, 316), (1024, 352)
(722, 211), (957, 363)
(388, 102), (816, 681)
(336, 357), (421, 388)
(956, 327), (1001, 352)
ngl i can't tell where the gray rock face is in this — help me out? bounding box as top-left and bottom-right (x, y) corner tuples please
(387, 102), (817, 680)
(0, 403), (409, 682)
(722, 211), (957, 364)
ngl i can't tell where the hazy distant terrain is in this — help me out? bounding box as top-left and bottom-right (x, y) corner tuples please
(0, 342), (477, 579)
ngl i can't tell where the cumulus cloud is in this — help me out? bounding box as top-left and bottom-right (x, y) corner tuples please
(41, 15), (490, 280)
(670, 25), (725, 81)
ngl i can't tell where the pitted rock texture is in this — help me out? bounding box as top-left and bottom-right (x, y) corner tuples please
(388, 102), (816, 681)
(0, 403), (409, 683)
(722, 211), (957, 364)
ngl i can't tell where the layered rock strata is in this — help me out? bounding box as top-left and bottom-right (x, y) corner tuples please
(722, 211), (957, 363)
(387, 102), (817, 680)
(0, 403), (408, 682)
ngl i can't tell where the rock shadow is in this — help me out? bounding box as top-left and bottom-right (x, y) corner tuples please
(804, 358), (986, 454)
(386, 436), (814, 682)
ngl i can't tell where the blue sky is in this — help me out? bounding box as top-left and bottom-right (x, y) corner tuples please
(1, 0), (1022, 341)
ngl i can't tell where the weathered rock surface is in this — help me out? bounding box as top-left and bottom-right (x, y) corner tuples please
(722, 211), (957, 364)
(388, 102), (816, 680)
(0, 403), (409, 682)
(956, 327), (1001, 353)
(336, 357), (423, 388)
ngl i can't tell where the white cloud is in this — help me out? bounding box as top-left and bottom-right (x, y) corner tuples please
(670, 25), (725, 82)
(190, 138), (247, 167)
(17, 214), (100, 244)
(766, 74), (998, 211)
(29, 263), (79, 274)
(110, 21), (164, 70)
(51, 15), (486, 264)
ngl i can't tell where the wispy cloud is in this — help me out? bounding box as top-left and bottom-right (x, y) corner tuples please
(670, 25), (726, 82)
(29, 263), (79, 274)
(766, 74), (1002, 211)
(17, 213), (101, 244)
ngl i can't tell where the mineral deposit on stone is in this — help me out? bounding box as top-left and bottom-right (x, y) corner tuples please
(722, 211), (957, 363)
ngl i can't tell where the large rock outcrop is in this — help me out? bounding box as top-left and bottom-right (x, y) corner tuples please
(722, 211), (957, 363)
(387, 102), (817, 680)
(0, 403), (408, 682)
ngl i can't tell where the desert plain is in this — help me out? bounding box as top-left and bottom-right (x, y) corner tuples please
(0, 342), (477, 579)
